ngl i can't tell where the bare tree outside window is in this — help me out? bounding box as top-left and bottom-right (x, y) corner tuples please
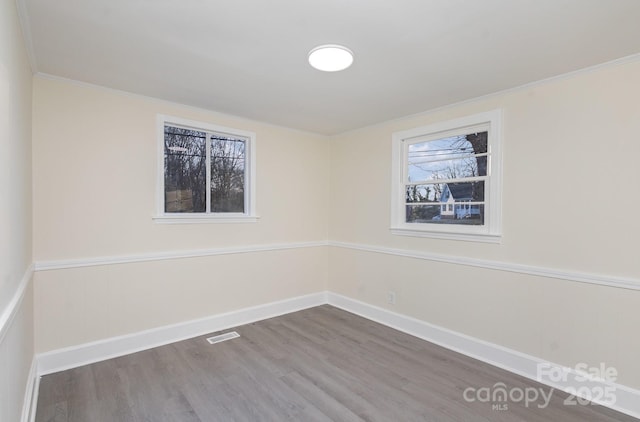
(164, 127), (206, 212)
(211, 136), (245, 213)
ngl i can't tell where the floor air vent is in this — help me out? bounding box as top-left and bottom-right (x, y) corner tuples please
(206, 331), (240, 345)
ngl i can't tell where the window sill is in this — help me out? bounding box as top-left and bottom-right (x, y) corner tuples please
(390, 227), (501, 244)
(153, 214), (260, 224)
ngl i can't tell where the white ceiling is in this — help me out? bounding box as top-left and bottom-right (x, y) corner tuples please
(20, 0), (640, 135)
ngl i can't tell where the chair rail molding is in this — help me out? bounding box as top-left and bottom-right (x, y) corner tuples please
(329, 241), (640, 291)
(34, 241), (329, 271)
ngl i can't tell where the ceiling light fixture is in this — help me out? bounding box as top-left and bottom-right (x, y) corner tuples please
(308, 44), (354, 72)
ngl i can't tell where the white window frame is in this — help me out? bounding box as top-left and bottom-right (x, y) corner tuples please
(154, 114), (257, 224)
(391, 110), (502, 243)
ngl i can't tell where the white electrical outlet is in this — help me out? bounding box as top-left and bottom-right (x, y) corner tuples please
(387, 291), (396, 305)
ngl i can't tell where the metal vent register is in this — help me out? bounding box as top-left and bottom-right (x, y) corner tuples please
(206, 331), (240, 345)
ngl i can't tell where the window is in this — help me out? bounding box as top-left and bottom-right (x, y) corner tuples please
(391, 110), (502, 242)
(155, 115), (257, 223)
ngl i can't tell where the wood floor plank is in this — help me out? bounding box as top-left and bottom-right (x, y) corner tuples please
(35, 305), (638, 422)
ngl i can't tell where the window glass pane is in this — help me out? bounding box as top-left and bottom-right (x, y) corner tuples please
(406, 183), (445, 203)
(211, 135), (245, 213)
(408, 132), (487, 182)
(445, 181), (485, 202)
(408, 156), (487, 182)
(164, 126), (207, 212)
(406, 181), (484, 203)
(406, 181), (485, 225)
(406, 204), (442, 223)
(406, 204), (484, 225)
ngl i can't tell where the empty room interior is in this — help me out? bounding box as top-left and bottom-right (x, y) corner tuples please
(2, 0), (640, 421)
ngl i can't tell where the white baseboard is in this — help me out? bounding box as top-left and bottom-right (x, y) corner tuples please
(37, 292), (327, 375)
(326, 292), (640, 419)
(21, 358), (39, 422)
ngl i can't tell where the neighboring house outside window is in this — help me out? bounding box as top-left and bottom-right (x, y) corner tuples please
(391, 110), (502, 242)
(441, 184), (481, 220)
(155, 115), (257, 223)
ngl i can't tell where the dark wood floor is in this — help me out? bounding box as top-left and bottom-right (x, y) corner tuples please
(36, 305), (637, 421)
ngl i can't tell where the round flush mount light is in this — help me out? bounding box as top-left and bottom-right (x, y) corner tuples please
(308, 44), (354, 72)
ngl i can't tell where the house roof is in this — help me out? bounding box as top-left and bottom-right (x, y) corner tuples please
(19, 0), (640, 135)
(446, 184), (473, 200)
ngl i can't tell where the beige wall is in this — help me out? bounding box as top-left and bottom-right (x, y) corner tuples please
(32, 77), (330, 352)
(0, 282), (33, 421)
(35, 248), (326, 351)
(32, 77), (329, 260)
(0, 0), (32, 316)
(328, 58), (640, 388)
(0, 0), (34, 420)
